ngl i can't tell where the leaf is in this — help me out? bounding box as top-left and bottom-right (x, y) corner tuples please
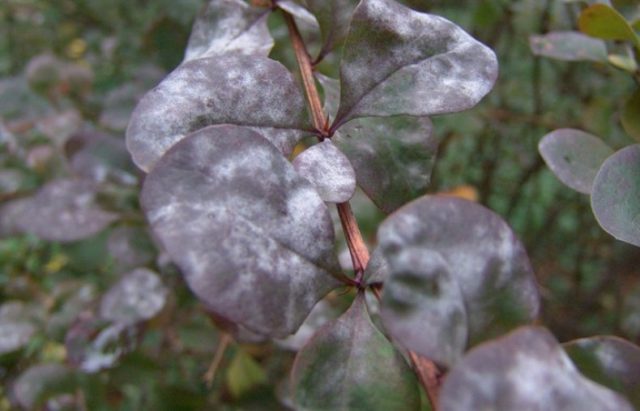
(332, 0), (498, 129)
(529, 31), (608, 62)
(275, 300), (340, 351)
(300, 0), (359, 59)
(184, 0), (273, 62)
(278, 1), (320, 30)
(335, 116), (437, 213)
(12, 364), (78, 410)
(291, 294), (420, 411)
(126, 54), (310, 172)
(99, 268), (168, 326)
(579, 4), (640, 47)
(363, 246), (390, 285)
(440, 327), (634, 411)
(621, 88), (640, 141)
(378, 196), (540, 366)
(0, 179), (118, 242)
(563, 336), (640, 408)
(107, 226), (156, 271)
(0, 320), (35, 356)
(293, 140), (356, 203)
(608, 53), (638, 72)
(591, 144), (640, 247)
(141, 125), (341, 337)
(538, 128), (614, 194)
(226, 349), (268, 399)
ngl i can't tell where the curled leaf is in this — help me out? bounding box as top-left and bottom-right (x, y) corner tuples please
(141, 125), (341, 337)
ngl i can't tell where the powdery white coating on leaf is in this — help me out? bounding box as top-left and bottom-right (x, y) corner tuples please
(591, 144), (640, 247)
(363, 245), (390, 284)
(379, 196), (540, 367)
(302, 0), (359, 58)
(141, 125), (340, 337)
(99, 268), (168, 325)
(126, 54), (309, 172)
(184, 0), (273, 62)
(293, 140), (356, 203)
(333, 0), (498, 128)
(0, 179), (118, 242)
(539, 128), (613, 194)
(275, 300), (339, 351)
(13, 364), (76, 410)
(107, 226), (155, 271)
(0, 321), (35, 355)
(530, 31), (608, 62)
(440, 327), (634, 411)
(278, 1), (320, 30)
(291, 294), (420, 411)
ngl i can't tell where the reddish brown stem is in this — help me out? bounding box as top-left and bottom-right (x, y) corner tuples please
(337, 202), (370, 281)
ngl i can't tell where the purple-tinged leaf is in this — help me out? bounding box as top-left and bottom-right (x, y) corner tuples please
(299, 0), (359, 59)
(539, 128), (613, 194)
(141, 125), (341, 337)
(379, 196), (540, 366)
(293, 140), (356, 203)
(530, 31), (608, 62)
(275, 300), (339, 351)
(12, 364), (78, 410)
(0, 319), (35, 356)
(107, 226), (156, 271)
(564, 336), (640, 408)
(278, 1), (319, 30)
(99, 268), (168, 326)
(126, 55), (309, 172)
(591, 144), (640, 247)
(291, 294), (420, 411)
(621, 88), (640, 142)
(332, 0), (498, 128)
(0, 179), (118, 242)
(184, 0), (273, 62)
(363, 246), (389, 285)
(440, 327), (634, 411)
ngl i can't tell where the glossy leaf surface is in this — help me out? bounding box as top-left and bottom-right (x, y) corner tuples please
(99, 268), (168, 325)
(564, 336), (640, 408)
(591, 144), (640, 247)
(333, 0), (498, 128)
(530, 31), (608, 62)
(141, 126), (340, 337)
(291, 294), (420, 411)
(126, 54), (309, 172)
(293, 140), (356, 203)
(441, 327), (634, 411)
(0, 179), (118, 242)
(379, 196), (540, 366)
(184, 0), (273, 62)
(621, 88), (640, 141)
(579, 4), (640, 45)
(539, 128), (613, 194)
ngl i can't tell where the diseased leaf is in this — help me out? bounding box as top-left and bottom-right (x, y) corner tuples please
(141, 125), (341, 337)
(126, 54), (309, 172)
(440, 327), (634, 411)
(336, 116), (437, 213)
(293, 140), (356, 203)
(579, 4), (640, 46)
(107, 226), (156, 271)
(333, 0), (498, 128)
(291, 294), (420, 411)
(275, 300), (339, 351)
(12, 364), (78, 410)
(564, 336), (640, 408)
(621, 88), (640, 141)
(99, 268), (168, 325)
(0, 179), (118, 242)
(300, 0), (359, 59)
(539, 128), (613, 194)
(591, 144), (640, 247)
(0, 320), (35, 356)
(184, 0), (273, 62)
(379, 196), (540, 366)
(278, 1), (320, 30)
(363, 246), (390, 284)
(530, 31), (608, 62)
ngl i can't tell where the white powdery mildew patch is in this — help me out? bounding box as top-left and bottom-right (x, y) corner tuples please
(293, 140), (356, 203)
(0, 321), (35, 354)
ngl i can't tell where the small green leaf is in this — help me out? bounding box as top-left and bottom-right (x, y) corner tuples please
(621, 88), (640, 141)
(291, 294), (420, 411)
(579, 4), (640, 48)
(226, 349), (268, 399)
(591, 144), (640, 247)
(608, 53), (638, 71)
(564, 336), (640, 408)
(530, 31), (608, 62)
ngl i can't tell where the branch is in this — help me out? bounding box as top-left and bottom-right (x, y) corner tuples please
(337, 202), (370, 281)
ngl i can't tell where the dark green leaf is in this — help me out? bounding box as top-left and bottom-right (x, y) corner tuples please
(440, 327), (634, 411)
(126, 55), (310, 172)
(333, 0), (498, 128)
(184, 0), (273, 62)
(293, 140), (356, 203)
(564, 336), (640, 408)
(141, 125), (341, 337)
(379, 196), (540, 366)
(591, 144), (640, 247)
(621, 88), (640, 141)
(291, 294), (420, 411)
(539, 128), (613, 194)
(530, 31), (608, 62)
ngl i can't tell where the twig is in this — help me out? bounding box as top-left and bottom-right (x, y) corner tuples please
(203, 333), (232, 388)
(337, 202), (370, 283)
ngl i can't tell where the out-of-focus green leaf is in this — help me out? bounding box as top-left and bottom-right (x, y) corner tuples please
(621, 88), (640, 141)
(579, 4), (640, 48)
(226, 349), (268, 399)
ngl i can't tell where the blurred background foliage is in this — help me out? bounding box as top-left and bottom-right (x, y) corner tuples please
(0, 0), (638, 409)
